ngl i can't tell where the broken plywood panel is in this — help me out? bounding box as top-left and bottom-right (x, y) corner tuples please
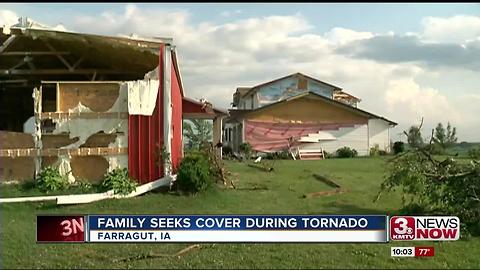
(0, 147), (127, 158)
(0, 157), (35, 181)
(40, 132), (119, 149)
(58, 83), (120, 112)
(0, 131), (34, 149)
(42, 134), (79, 148)
(70, 156), (109, 183)
(51, 102), (128, 149)
(80, 132), (119, 148)
(24, 81), (130, 183)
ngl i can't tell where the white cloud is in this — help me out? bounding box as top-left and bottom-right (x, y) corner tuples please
(73, 4), (192, 39)
(324, 27), (374, 45)
(0, 9), (18, 26)
(421, 15), (480, 44)
(385, 78), (462, 135)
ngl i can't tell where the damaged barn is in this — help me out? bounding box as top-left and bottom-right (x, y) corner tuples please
(0, 19), (227, 189)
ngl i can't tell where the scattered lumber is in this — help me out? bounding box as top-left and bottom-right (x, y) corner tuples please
(312, 173), (341, 188)
(303, 173), (346, 198)
(236, 184), (269, 191)
(247, 163), (274, 172)
(303, 188), (347, 198)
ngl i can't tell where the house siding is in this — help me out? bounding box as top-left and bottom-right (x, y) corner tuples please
(247, 96), (368, 124)
(368, 118), (391, 152)
(299, 124), (369, 156)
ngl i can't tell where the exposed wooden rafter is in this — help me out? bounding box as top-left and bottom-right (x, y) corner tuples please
(1, 51), (70, 56)
(0, 35), (17, 53)
(42, 40), (73, 70)
(0, 69), (138, 75)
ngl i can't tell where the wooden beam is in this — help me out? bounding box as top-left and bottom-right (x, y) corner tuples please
(1, 51), (71, 56)
(0, 79), (28, 83)
(41, 80), (122, 84)
(8, 58), (27, 70)
(0, 35), (16, 53)
(0, 69), (138, 75)
(183, 113), (217, 119)
(26, 59), (36, 70)
(0, 147), (128, 157)
(42, 40), (73, 70)
(71, 54), (86, 70)
(37, 112), (129, 120)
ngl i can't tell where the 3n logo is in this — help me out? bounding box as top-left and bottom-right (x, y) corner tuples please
(60, 218), (84, 237)
(390, 216), (415, 240)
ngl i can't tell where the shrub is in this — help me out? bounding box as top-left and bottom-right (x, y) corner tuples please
(176, 154), (213, 193)
(370, 144), (380, 156)
(323, 151), (334, 159)
(239, 142), (253, 159)
(265, 150), (291, 160)
(336, 146), (358, 158)
(73, 179), (94, 193)
(101, 168), (137, 195)
(36, 166), (69, 193)
(392, 141), (405, 154)
(468, 147), (480, 159)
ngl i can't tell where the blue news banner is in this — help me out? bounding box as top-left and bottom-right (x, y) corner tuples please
(86, 215), (388, 243)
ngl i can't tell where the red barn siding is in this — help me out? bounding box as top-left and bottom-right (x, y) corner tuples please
(128, 45), (165, 183)
(182, 99), (205, 113)
(128, 44), (184, 183)
(170, 58), (183, 173)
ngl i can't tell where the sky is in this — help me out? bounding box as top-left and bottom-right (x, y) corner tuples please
(1, 3), (480, 142)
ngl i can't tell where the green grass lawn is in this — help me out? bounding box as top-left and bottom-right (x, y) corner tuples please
(1, 157), (479, 269)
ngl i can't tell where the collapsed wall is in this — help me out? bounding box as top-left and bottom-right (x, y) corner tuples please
(0, 82), (129, 183)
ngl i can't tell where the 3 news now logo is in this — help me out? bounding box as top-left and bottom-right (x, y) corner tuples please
(390, 216), (460, 241)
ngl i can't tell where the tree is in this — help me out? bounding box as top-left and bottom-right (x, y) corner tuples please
(376, 127), (480, 236)
(433, 122), (457, 149)
(406, 126), (424, 148)
(183, 119), (212, 150)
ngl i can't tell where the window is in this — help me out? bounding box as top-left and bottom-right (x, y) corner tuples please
(298, 77), (308, 90)
(224, 127), (233, 142)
